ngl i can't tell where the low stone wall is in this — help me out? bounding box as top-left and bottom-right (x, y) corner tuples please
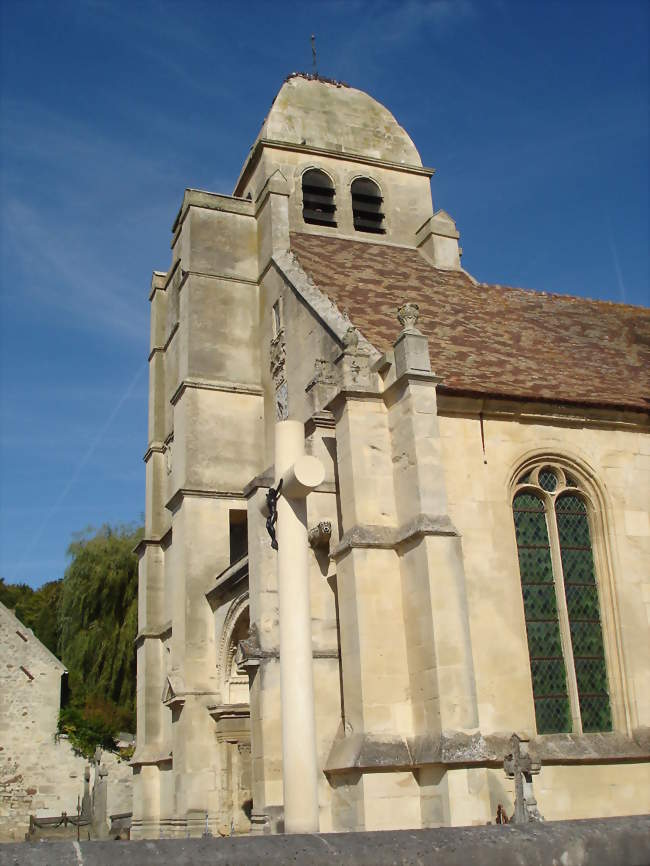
(1, 815), (648, 866)
(0, 740), (132, 842)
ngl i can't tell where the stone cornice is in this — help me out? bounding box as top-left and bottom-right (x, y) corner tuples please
(170, 376), (263, 406)
(234, 137), (434, 196)
(206, 555), (249, 603)
(178, 268), (258, 289)
(148, 270), (168, 302)
(326, 388), (384, 417)
(305, 411), (336, 435)
(381, 370), (443, 405)
(163, 257), (182, 291)
(171, 188), (254, 240)
(243, 469), (275, 497)
(166, 487), (246, 512)
(331, 514), (459, 560)
(149, 321), (178, 361)
(130, 746), (173, 768)
(133, 530), (171, 557)
(325, 728), (650, 775)
(207, 703), (251, 724)
(436, 391), (650, 428)
(135, 620), (172, 644)
(143, 442), (166, 463)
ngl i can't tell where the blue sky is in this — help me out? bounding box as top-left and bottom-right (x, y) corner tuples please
(1, 0), (648, 588)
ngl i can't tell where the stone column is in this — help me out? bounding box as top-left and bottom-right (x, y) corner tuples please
(274, 419), (324, 833)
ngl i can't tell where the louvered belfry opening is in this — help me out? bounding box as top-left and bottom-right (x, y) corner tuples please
(302, 169), (337, 227)
(351, 177), (385, 234)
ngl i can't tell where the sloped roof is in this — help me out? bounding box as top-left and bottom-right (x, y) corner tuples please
(0, 601), (66, 672)
(289, 232), (650, 413)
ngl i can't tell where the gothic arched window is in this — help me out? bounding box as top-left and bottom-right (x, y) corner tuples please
(512, 463), (612, 735)
(302, 169), (337, 227)
(351, 177), (385, 234)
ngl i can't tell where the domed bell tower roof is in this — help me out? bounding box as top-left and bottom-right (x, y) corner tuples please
(234, 74), (425, 195)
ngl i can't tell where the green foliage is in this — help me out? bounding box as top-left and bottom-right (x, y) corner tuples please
(58, 524), (143, 732)
(2, 523), (142, 752)
(58, 703), (117, 759)
(0, 577), (62, 654)
(58, 694), (137, 759)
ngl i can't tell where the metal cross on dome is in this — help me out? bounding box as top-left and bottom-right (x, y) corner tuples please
(311, 34), (317, 76)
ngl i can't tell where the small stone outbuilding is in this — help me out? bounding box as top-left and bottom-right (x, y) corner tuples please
(0, 602), (132, 841)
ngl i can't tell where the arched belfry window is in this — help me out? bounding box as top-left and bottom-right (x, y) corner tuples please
(302, 169), (337, 227)
(351, 178), (385, 234)
(512, 463), (612, 735)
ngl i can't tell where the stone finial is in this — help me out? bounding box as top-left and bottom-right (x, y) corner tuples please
(393, 301), (431, 377)
(397, 302), (421, 333)
(342, 326), (360, 351)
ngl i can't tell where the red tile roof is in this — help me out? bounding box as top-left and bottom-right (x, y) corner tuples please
(289, 232), (650, 413)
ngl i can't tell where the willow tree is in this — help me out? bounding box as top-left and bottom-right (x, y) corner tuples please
(58, 524), (142, 730)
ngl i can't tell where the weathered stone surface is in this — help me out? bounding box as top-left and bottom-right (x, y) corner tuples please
(3, 816), (650, 866)
(0, 605), (132, 842)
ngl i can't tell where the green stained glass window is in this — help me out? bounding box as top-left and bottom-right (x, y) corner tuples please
(513, 474), (613, 736)
(538, 468), (558, 492)
(555, 494), (612, 732)
(513, 491), (571, 733)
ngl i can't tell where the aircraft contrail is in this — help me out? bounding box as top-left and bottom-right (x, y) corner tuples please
(20, 362), (147, 568)
(607, 222), (627, 304)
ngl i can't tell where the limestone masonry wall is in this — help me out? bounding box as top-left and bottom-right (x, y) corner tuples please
(0, 604), (132, 841)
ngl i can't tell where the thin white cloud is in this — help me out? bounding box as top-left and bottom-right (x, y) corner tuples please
(2, 197), (149, 341)
(0, 99), (183, 340)
(15, 362), (147, 570)
(607, 225), (628, 304)
(343, 0), (475, 48)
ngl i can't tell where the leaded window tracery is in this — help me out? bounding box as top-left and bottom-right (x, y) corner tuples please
(512, 463), (612, 735)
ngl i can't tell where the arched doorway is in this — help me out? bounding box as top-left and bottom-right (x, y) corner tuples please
(210, 594), (252, 834)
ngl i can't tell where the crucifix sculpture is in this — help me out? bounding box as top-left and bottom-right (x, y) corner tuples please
(265, 478), (283, 550)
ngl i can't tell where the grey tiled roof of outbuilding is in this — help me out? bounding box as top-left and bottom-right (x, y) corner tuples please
(289, 232), (650, 413)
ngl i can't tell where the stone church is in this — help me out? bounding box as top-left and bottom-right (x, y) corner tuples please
(132, 74), (650, 838)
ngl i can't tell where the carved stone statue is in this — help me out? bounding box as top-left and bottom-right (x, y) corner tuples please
(342, 326), (360, 351)
(308, 521), (332, 550)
